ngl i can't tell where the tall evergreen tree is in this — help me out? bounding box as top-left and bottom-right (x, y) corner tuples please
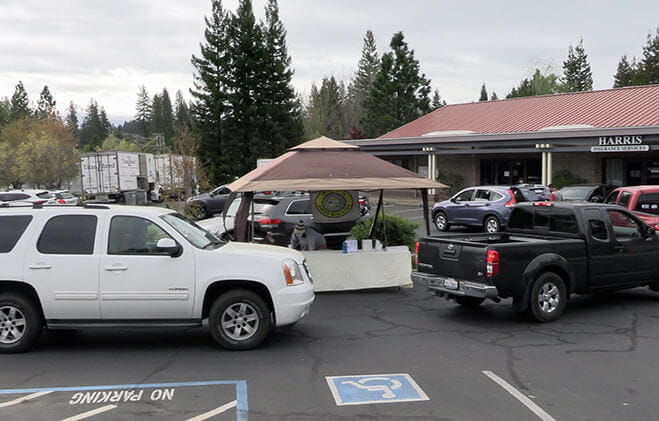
(639, 27), (659, 84)
(135, 85), (152, 137)
(160, 88), (175, 143)
(507, 68), (561, 98)
(561, 38), (593, 92)
(191, 0), (231, 184)
(79, 100), (105, 150)
(479, 83), (488, 101)
(150, 93), (163, 138)
(305, 76), (346, 139)
(65, 101), (79, 143)
(174, 90), (191, 131)
(10, 81), (31, 120)
(431, 89), (446, 110)
(613, 55), (637, 87)
(36, 85), (56, 119)
(490, 92), (498, 100)
(0, 98), (10, 127)
(346, 29), (380, 138)
(361, 32), (432, 138)
(99, 107), (111, 140)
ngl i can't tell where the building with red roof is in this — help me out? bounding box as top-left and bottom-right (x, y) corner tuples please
(347, 85), (659, 191)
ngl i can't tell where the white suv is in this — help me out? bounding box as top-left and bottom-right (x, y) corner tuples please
(0, 204), (314, 353)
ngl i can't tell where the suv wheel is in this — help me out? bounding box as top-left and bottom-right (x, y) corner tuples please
(193, 204), (207, 220)
(484, 216), (500, 233)
(433, 211), (450, 232)
(0, 293), (43, 353)
(526, 272), (567, 322)
(209, 289), (271, 350)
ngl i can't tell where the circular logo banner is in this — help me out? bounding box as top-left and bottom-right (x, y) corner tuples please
(314, 190), (354, 219)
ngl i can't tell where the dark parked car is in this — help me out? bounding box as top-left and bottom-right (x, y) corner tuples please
(431, 185), (550, 233)
(414, 202), (659, 321)
(554, 184), (615, 203)
(187, 185), (232, 220)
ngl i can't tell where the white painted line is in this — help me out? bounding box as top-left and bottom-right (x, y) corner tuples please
(60, 404), (117, 421)
(482, 370), (556, 421)
(185, 400), (237, 421)
(0, 391), (53, 408)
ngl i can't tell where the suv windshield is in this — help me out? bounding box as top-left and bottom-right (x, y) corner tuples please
(160, 212), (223, 249)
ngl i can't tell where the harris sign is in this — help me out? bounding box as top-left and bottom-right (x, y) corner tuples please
(591, 135), (649, 152)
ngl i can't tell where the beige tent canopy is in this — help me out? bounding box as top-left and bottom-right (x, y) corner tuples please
(227, 136), (447, 240)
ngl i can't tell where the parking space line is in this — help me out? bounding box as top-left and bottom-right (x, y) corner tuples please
(60, 404), (117, 421)
(185, 400), (237, 421)
(0, 391), (52, 408)
(482, 370), (555, 421)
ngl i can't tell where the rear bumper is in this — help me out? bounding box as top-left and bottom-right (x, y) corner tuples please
(411, 272), (499, 299)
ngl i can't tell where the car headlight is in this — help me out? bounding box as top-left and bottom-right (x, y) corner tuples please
(283, 259), (304, 286)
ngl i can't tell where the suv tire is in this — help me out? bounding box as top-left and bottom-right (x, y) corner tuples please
(0, 293), (43, 353)
(192, 203), (207, 220)
(484, 216), (500, 233)
(526, 272), (567, 322)
(433, 211), (450, 232)
(209, 289), (271, 350)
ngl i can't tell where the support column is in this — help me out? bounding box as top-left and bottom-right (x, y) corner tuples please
(547, 151), (553, 185)
(541, 151), (547, 185)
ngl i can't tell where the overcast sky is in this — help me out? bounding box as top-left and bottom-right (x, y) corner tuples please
(1, 0), (657, 124)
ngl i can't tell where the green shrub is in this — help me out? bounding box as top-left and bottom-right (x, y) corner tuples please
(552, 169), (587, 189)
(350, 213), (419, 251)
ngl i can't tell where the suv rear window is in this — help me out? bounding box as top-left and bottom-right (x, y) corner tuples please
(37, 215), (97, 254)
(635, 193), (659, 215)
(0, 215), (33, 253)
(286, 199), (312, 215)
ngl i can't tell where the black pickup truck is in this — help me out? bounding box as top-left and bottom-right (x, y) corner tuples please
(412, 202), (659, 321)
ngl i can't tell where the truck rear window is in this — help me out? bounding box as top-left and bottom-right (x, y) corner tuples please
(508, 207), (578, 234)
(635, 193), (659, 215)
(0, 215), (33, 252)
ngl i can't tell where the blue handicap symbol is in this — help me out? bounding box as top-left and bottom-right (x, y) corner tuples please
(326, 374), (429, 406)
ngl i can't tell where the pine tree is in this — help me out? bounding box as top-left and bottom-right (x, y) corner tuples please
(174, 90), (191, 131)
(191, 0), (232, 184)
(99, 107), (111, 140)
(65, 101), (79, 142)
(10, 81), (31, 120)
(361, 32), (431, 138)
(79, 100), (105, 151)
(562, 38), (593, 92)
(639, 27), (659, 84)
(431, 89), (446, 110)
(613, 55), (637, 87)
(150, 93), (163, 138)
(135, 85), (152, 137)
(0, 98), (10, 127)
(490, 92), (498, 100)
(36, 85), (56, 119)
(160, 88), (175, 143)
(346, 29), (380, 138)
(479, 83), (488, 101)
(507, 68), (561, 98)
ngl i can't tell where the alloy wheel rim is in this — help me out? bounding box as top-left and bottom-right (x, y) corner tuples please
(538, 282), (560, 313)
(435, 215), (446, 230)
(220, 302), (259, 341)
(486, 219), (498, 233)
(0, 305), (26, 344)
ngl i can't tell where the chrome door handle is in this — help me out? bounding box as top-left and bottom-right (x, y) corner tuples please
(104, 265), (128, 272)
(29, 264), (52, 270)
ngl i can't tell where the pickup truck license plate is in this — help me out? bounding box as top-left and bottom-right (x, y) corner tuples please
(443, 278), (459, 290)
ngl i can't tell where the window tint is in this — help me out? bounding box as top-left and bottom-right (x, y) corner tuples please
(490, 191), (504, 201)
(108, 216), (172, 254)
(589, 220), (608, 241)
(286, 199), (312, 215)
(508, 206), (534, 230)
(455, 190), (474, 202)
(38, 215), (97, 254)
(0, 193), (29, 201)
(0, 215), (33, 253)
(605, 190), (620, 204)
(635, 193), (659, 215)
(549, 208), (578, 234)
(36, 192), (52, 199)
(535, 209), (550, 229)
(474, 190), (490, 201)
(607, 210), (642, 239)
(618, 191), (632, 208)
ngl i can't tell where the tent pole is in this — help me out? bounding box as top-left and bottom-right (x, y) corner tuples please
(250, 194), (255, 243)
(421, 188), (430, 236)
(380, 189), (387, 250)
(368, 190), (383, 239)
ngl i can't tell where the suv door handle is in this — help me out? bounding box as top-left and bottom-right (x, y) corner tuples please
(29, 264), (52, 270)
(105, 265), (128, 272)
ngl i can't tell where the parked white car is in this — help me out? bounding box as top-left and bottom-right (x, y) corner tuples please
(49, 190), (81, 205)
(0, 204), (314, 353)
(0, 189), (54, 205)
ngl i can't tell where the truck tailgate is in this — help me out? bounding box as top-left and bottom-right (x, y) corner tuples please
(417, 236), (488, 281)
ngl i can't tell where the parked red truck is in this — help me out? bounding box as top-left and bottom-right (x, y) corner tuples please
(605, 186), (659, 230)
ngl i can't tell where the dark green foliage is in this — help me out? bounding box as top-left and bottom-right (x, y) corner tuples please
(436, 168), (465, 194)
(36, 86), (56, 119)
(431, 89), (446, 110)
(79, 99), (106, 151)
(479, 83), (488, 101)
(639, 27), (659, 84)
(174, 90), (191, 131)
(304, 77), (347, 139)
(506, 68), (561, 98)
(562, 38), (593, 92)
(135, 85), (151, 137)
(490, 92), (498, 100)
(65, 101), (79, 140)
(552, 169), (587, 189)
(350, 213), (419, 251)
(344, 30), (380, 139)
(361, 32), (432, 138)
(0, 98), (10, 127)
(613, 55), (637, 87)
(10, 81), (31, 120)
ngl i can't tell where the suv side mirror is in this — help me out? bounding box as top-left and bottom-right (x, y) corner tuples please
(156, 238), (182, 257)
(449, 197), (457, 203)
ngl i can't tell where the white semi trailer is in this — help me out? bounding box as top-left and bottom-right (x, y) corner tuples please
(80, 152), (153, 204)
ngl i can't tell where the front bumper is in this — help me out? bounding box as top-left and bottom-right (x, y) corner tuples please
(411, 272), (499, 299)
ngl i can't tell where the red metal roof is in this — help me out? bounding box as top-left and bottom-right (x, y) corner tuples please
(379, 85), (659, 139)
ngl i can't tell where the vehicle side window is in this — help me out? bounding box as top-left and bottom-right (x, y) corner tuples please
(474, 190), (490, 201)
(108, 216), (172, 255)
(635, 193), (659, 215)
(455, 190), (474, 202)
(286, 199), (312, 215)
(36, 192), (52, 199)
(38, 215), (97, 255)
(618, 192), (632, 208)
(507, 206), (534, 230)
(0, 194), (10, 201)
(549, 208), (578, 234)
(490, 191), (504, 201)
(0, 215), (33, 253)
(535, 209), (550, 229)
(605, 191), (619, 204)
(607, 210), (642, 240)
(585, 209), (608, 241)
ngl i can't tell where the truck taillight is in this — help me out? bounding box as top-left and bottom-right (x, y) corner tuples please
(415, 241), (420, 265)
(257, 218), (282, 229)
(486, 250), (499, 277)
(504, 190), (516, 207)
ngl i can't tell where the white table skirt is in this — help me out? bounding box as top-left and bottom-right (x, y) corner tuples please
(302, 246), (413, 292)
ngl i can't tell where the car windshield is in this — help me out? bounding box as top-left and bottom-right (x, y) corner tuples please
(160, 212), (223, 249)
(58, 192), (75, 199)
(559, 186), (591, 200)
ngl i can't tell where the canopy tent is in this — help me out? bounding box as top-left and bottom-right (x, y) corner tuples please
(225, 136), (447, 241)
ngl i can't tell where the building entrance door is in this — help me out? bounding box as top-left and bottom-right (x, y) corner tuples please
(481, 158), (541, 185)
